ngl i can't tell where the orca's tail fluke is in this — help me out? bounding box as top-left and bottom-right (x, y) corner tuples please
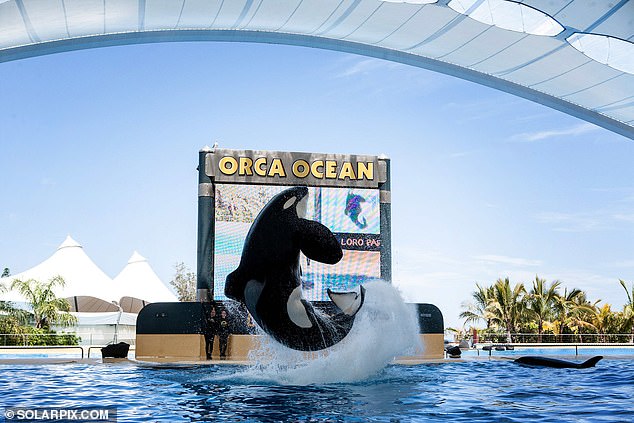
(327, 285), (366, 316)
(579, 356), (603, 368)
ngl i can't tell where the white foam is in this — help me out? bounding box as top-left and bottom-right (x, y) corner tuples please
(235, 281), (421, 385)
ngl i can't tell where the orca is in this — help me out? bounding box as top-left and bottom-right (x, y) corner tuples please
(225, 186), (366, 351)
(514, 355), (603, 369)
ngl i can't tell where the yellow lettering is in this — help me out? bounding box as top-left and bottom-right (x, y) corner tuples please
(268, 158), (286, 177)
(311, 160), (324, 178)
(357, 162), (374, 180)
(239, 157), (253, 176)
(219, 157), (238, 175)
(338, 162), (356, 180)
(292, 159), (310, 178)
(325, 160), (337, 179)
(254, 157), (267, 176)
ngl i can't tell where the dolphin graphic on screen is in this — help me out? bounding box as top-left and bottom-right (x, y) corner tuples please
(225, 186), (366, 351)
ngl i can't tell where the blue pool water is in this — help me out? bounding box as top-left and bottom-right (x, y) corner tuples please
(1, 358), (633, 422)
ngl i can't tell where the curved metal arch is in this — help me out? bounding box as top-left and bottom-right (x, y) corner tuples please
(2, 29), (633, 140)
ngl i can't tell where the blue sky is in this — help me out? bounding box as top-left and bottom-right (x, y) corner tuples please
(1, 41), (632, 328)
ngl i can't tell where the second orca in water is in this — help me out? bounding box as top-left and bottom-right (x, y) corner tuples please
(514, 355), (603, 369)
(225, 186), (366, 351)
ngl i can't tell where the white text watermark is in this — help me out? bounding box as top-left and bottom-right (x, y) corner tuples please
(3, 407), (116, 422)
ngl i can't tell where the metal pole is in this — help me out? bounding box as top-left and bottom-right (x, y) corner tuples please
(379, 156), (391, 282)
(197, 146), (215, 302)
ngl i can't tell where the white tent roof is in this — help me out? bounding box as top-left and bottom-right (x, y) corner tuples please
(2, 235), (117, 303)
(113, 251), (177, 305)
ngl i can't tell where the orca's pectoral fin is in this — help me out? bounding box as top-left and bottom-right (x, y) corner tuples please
(287, 286), (313, 328)
(298, 219), (343, 264)
(327, 285), (366, 316)
(580, 356), (603, 368)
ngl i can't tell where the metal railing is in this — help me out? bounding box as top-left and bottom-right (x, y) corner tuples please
(472, 342), (634, 357)
(0, 345), (86, 358)
(0, 333), (136, 347)
(0, 344), (137, 359)
(458, 333), (634, 345)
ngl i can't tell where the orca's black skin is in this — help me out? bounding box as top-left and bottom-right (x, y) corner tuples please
(225, 186), (366, 351)
(514, 355), (603, 369)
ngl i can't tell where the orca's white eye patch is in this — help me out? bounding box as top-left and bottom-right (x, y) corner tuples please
(296, 195), (307, 218)
(283, 196), (296, 210)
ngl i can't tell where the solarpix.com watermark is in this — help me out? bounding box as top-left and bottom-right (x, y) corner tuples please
(3, 407), (117, 422)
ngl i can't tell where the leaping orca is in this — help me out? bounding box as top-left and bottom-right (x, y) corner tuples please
(514, 355), (603, 369)
(225, 186), (366, 351)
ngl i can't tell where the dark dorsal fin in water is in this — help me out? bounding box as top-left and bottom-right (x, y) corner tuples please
(514, 355), (603, 369)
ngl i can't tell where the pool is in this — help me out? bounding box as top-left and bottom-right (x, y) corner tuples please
(2, 282), (633, 422)
(1, 357), (632, 422)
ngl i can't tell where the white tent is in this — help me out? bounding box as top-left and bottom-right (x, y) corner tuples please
(1, 237), (177, 345)
(113, 251), (176, 311)
(2, 235), (117, 304)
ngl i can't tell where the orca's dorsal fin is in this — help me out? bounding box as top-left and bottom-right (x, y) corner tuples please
(579, 356), (603, 368)
(328, 285), (366, 316)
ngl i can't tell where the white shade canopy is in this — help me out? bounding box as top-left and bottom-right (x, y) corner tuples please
(0, 0), (632, 139)
(2, 235), (117, 303)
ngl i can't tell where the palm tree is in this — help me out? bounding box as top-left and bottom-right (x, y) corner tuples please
(460, 283), (494, 329)
(587, 304), (623, 343)
(526, 277), (561, 343)
(11, 276), (77, 329)
(551, 287), (591, 342)
(0, 280), (30, 344)
(569, 293), (602, 342)
(489, 278), (526, 343)
(619, 280), (634, 342)
(0, 279), (18, 315)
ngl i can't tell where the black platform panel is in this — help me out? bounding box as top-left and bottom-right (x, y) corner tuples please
(413, 303), (444, 334)
(136, 302), (205, 335)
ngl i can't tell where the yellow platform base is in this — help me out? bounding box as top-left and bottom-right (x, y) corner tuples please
(136, 334), (206, 361)
(136, 333), (445, 362)
(397, 334), (445, 360)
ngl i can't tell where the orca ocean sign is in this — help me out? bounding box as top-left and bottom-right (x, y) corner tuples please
(205, 149), (387, 188)
(196, 148), (391, 304)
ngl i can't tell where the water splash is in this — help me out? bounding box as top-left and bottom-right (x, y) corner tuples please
(236, 281), (421, 385)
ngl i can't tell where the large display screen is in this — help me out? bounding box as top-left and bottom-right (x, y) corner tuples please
(214, 184), (381, 301)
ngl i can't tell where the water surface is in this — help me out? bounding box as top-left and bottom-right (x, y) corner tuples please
(1, 358), (632, 422)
